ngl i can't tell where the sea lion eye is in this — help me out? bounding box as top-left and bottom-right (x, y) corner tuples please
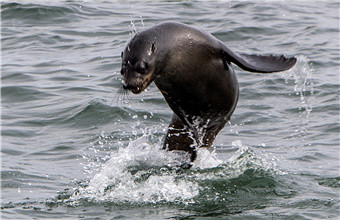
(144, 62), (149, 70)
(136, 62), (148, 74)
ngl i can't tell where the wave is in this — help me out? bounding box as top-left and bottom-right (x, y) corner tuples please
(1, 2), (122, 25)
(1, 2), (77, 24)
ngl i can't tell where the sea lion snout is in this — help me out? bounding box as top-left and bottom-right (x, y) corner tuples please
(122, 74), (144, 94)
(121, 68), (155, 94)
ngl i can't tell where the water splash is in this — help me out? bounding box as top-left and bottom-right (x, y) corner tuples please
(70, 130), (282, 206)
(129, 20), (137, 35)
(128, 5), (145, 37)
(282, 55), (314, 142)
(72, 133), (199, 204)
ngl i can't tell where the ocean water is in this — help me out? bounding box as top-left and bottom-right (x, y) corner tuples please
(1, 0), (339, 219)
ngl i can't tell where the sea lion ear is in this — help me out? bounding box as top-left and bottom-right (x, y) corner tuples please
(121, 52), (123, 58)
(151, 43), (156, 53)
(221, 47), (296, 73)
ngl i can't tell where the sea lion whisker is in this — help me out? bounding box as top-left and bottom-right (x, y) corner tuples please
(116, 87), (131, 107)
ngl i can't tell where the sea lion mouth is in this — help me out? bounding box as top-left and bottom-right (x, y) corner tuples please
(122, 81), (143, 94)
(123, 73), (154, 94)
(131, 86), (143, 94)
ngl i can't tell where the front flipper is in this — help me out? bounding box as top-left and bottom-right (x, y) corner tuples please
(163, 113), (197, 162)
(221, 46), (297, 73)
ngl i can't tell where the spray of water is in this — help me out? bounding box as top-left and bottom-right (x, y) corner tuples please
(71, 126), (282, 206)
(282, 55), (314, 142)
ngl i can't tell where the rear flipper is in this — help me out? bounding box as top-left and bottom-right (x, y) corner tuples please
(221, 45), (297, 73)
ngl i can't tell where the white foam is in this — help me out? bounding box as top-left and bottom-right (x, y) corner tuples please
(72, 134), (200, 204)
(192, 148), (224, 169)
(71, 133), (281, 205)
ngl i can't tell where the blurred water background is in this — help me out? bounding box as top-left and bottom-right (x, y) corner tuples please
(1, 0), (339, 219)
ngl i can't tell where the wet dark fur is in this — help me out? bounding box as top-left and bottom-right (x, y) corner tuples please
(120, 22), (296, 167)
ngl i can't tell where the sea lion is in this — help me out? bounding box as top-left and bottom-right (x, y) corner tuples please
(120, 21), (296, 166)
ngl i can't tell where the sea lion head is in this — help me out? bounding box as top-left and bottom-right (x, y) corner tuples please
(120, 33), (158, 94)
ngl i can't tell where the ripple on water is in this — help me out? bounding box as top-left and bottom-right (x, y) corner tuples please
(1, 2), (79, 25)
